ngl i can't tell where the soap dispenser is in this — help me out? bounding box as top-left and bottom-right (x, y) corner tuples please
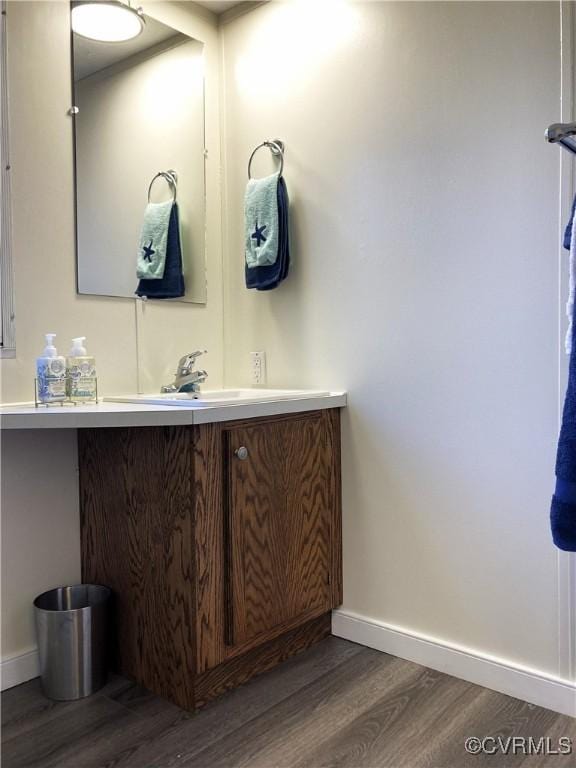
(66, 336), (97, 401)
(36, 334), (67, 403)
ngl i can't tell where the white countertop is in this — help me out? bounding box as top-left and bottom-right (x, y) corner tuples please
(0, 392), (347, 429)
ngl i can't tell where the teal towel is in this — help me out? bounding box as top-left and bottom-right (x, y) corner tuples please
(136, 201), (173, 280)
(245, 173), (280, 267)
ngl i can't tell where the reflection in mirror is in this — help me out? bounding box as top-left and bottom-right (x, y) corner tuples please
(72, 9), (206, 303)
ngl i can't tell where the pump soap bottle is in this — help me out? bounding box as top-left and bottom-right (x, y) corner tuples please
(36, 334), (67, 403)
(66, 337), (97, 401)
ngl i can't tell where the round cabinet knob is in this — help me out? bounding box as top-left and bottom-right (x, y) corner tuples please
(234, 446), (249, 460)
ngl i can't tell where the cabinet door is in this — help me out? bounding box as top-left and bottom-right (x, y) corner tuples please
(225, 414), (333, 649)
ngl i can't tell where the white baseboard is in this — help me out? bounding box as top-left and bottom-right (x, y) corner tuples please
(1, 649), (39, 691)
(3, 617), (574, 716)
(332, 610), (576, 718)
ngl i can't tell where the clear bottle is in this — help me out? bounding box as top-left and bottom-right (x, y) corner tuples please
(66, 337), (97, 402)
(36, 334), (67, 404)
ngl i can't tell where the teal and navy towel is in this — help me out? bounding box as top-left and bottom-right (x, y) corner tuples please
(135, 204), (185, 299)
(137, 200), (173, 280)
(245, 174), (290, 291)
(245, 173), (280, 267)
(551, 194), (576, 551)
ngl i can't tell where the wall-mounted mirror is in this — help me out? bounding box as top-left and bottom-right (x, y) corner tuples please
(72, 5), (206, 303)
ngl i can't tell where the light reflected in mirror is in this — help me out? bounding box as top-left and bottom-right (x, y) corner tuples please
(72, 9), (206, 303)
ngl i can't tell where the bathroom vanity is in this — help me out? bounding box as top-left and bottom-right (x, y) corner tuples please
(0, 392), (346, 711)
(2, 392), (344, 709)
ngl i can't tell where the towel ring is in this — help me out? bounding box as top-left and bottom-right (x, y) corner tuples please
(148, 170), (178, 203)
(247, 140), (284, 180)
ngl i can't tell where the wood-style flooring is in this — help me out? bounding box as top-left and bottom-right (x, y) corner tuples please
(2, 637), (575, 768)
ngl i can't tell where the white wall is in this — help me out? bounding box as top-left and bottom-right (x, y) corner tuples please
(1, 430), (80, 661)
(0, 0), (223, 671)
(220, 0), (573, 690)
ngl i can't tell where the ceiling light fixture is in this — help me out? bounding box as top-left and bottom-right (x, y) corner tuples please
(71, 1), (145, 43)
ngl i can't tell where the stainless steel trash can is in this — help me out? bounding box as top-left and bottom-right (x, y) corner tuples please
(34, 584), (111, 701)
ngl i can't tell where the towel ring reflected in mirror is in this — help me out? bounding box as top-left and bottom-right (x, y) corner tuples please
(148, 170), (178, 203)
(248, 139), (285, 180)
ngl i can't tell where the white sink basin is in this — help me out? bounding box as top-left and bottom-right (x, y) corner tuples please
(105, 388), (330, 408)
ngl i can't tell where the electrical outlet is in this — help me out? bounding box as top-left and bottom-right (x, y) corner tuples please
(250, 351), (266, 386)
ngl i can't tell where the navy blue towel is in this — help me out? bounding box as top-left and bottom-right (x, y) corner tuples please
(564, 195), (576, 250)
(552, 196), (576, 551)
(135, 204), (185, 299)
(245, 177), (290, 291)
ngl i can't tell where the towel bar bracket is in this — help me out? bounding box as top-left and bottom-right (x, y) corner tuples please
(269, 139), (284, 156)
(248, 139), (285, 179)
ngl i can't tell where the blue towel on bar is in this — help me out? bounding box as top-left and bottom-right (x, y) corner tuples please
(135, 204), (185, 299)
(245, 176), (290, 291)
(564, 195), (576, 250)
(551, 195), (576, 551)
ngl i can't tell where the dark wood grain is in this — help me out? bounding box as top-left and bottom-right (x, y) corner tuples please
(224, 410), (338, 650)
(326, 408), (343, 606)
(192, 422), (226, 673)
(3, 638), (574, 768)
(194, 612), (332, 708)
(79, 410), (343, 711)
(193, 410), (343, 671)
(79, 426), (196, 710)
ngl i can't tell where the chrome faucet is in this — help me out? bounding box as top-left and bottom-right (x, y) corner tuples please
(161, 350), (208, 394)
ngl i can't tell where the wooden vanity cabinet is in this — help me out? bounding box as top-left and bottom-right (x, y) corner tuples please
(79, 408), (342, 711)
